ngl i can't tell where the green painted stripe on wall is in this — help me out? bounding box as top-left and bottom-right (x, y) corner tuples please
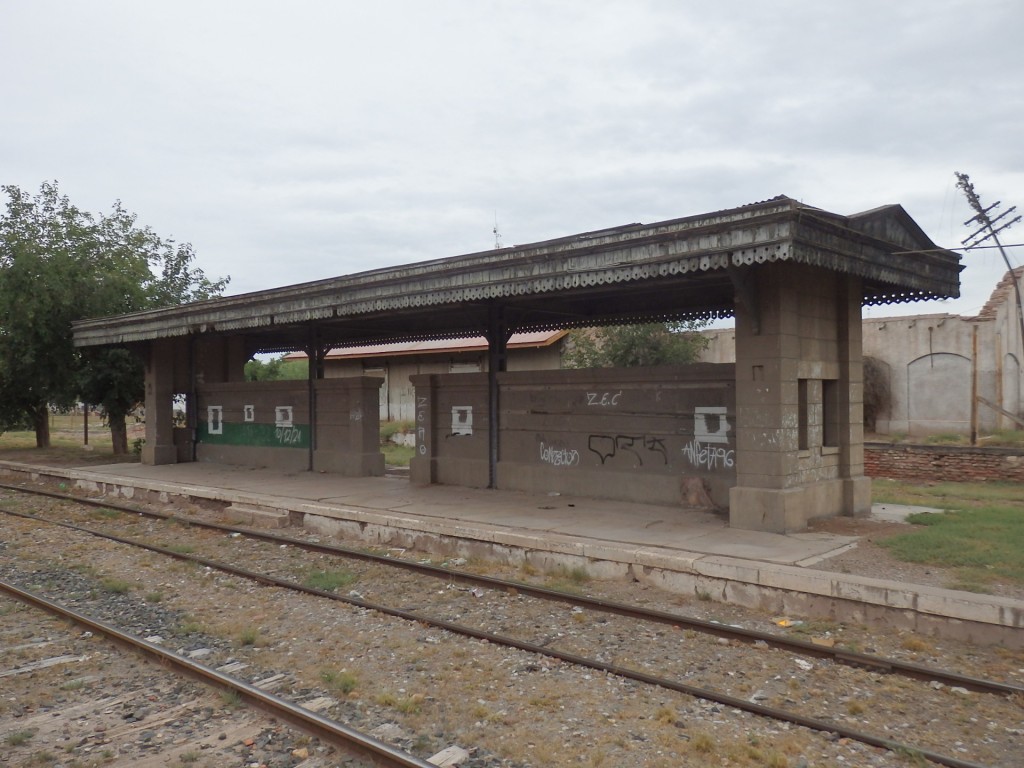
(198, 422), (310, 449)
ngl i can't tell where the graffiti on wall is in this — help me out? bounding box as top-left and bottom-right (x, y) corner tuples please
(533, 405), (734, 473)
(416, 396), (428, 455)
(273, 405), (302, 444)
(682, 406), (734, 470)
(200, 403), (309, 448)
(681, 438), (734, 470)
(588, 434), (668, 466)
(451, 406), (473, 436)
(586, 391), (622, 407)
(540, 441), (580, 467)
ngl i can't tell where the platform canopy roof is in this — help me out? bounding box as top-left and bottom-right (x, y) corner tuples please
(73, 195), (961, 354)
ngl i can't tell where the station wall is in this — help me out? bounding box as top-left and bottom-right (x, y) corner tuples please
(410, 364), (736, 509)
(190, 377), (384, 475)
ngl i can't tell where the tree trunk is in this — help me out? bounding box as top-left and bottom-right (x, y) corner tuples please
(109, 412), (129, 455)
(32, 407), (51, 448)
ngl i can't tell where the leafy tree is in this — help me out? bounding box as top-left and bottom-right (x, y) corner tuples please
(244, 355), (308, 381)
(0, 182), (228, 452)
(563, 321), (709, 369)
(862, 355), (891, 433)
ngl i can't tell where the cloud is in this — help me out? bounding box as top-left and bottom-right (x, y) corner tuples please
(2, 0), (1021, 312)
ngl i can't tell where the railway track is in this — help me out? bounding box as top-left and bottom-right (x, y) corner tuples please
(0, 581), (437, 768)
(2, 483), (1022, 767)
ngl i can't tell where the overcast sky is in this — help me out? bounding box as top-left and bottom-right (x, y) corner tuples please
(3, 1), (1022, 322)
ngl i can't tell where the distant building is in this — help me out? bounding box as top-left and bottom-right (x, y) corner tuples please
(287, 331), (567, 421)
(698, 268), (1024, 436)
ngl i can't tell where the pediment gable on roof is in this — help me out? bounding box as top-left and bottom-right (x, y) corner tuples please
(844, 204), (940, 253)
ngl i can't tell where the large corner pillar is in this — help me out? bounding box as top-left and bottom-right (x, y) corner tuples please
(729, 264), (801, 532)
(730, 265), (871, 532)
(142, 338), (179, 465)
(838, 276), (871, 517)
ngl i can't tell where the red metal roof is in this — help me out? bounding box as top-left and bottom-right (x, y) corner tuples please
(286, 330), (567, 360)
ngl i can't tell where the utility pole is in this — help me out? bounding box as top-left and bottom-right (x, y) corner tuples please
(955, 172), (1024, 347)
(956, 172), (1024, 442)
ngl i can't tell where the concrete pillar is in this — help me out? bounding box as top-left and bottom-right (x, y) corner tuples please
(409, 374), (437, 484)
(310, 377), (385, 476)
(729, 264), (802, 531)
(838, 277), (872, 516)
(729, 264), (869, 532)
(142, 338), (178, 465)
(344, 377), (385, 475)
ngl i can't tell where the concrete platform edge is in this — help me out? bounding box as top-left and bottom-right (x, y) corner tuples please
(1, 461), (1020, 645)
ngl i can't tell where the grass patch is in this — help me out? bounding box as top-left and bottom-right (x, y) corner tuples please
(380, 419), (415, 442)
(219, 689), (243, 710)
(873, 478), (1022, 508)
(320, 668), (359, 695)
(543, 565), (591, 593)
(100, 577), (132, 594)
(5, 729), (34, 746)
(873, 480), (1024, 587)
(303, 568), (358, 592)
(923, 432), (966, 445)
(983, 429), (1024, 446)
(380, 420), (416, 467)
(873, 430), (1024, 447)
(382, 442), (415, 467)
(0, 412), (143, 465)
(237, 627), (260, 646)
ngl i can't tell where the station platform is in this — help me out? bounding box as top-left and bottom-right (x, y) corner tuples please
(1, 460), (1020, 647)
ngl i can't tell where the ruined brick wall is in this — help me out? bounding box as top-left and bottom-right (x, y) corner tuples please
(865, 443), (1024, 483)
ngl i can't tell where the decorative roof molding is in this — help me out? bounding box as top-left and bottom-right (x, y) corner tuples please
(73, 196), (961, 348)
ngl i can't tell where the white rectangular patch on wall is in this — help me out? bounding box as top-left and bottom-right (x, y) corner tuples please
(451, 406), (473, 436)
(694, 406), (730, 444)
(243, 405), (255, 422)
(207, 405), (223, 435)
(275, 406), (293, 428)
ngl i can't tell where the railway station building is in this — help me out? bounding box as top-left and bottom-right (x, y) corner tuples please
(72, 196), (961, 534)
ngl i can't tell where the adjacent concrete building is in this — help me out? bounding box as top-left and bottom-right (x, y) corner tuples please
(72, 196), (961, 533)
(699, 267), (1024, 437)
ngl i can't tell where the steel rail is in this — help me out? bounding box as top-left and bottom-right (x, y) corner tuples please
(0, 482), (1017, 698)
(0, 580), (434, 768)
(0, 507), (1001, 768)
